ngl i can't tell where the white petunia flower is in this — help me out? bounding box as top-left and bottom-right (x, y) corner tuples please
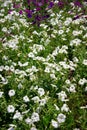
(7, 105), (15, 113)
(51, 119), (59, 128)
(70, 38), (81, 46)
(57, 113), (66, 123)
(2, 27), (7, 32)
(61, 104), (69, 112)
(23, 95), (30, 102)
(30, 127), (37, 130)
(65, 79), (71, 84)
(57, 91), (68, 101)
(28, 52), (35, 58)
(31, 112), (40, 123)
(69, 84), (76, 93)
(58, 30), (64, 35)
(40, 98), (46, 106)
(32, 96), (40, 103)
(25, 117), (32, 125)
(72, 30), (82, 36)
(13, 111), (22, 120)
(4, 65), (10, 71)
(83, 59), (87, 65)
(78, 78), (86, 85)
(8, 90), (15, 97)
(38, 88), (45, 97)
(73, 57), (79, 63)
(0, 66), (4, 71)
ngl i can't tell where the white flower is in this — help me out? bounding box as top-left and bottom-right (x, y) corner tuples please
(70, 38), (81, 46)
(0, 66), (4, 71)
(10, 65), (15, 72)
(78, 78), (86, 85)
(0, 91), (4, 98)
(83, 59), (87, 65)
(44, 67), (50, 73)
(28, 52), (35, 58)
(7, 105), (15, 113)
(23, 95), (30, 102)
(4, 65), (9, 71)
(50, 73), (57, 79)
(13, 111), (22, 120)
(25, 117), (32, 124)
(2, 27), (7, 32)
(51, 119), (59, 128)
(57, 91), (68, 101)
(8, 90), (15, 97)
(30, 127), (37, 130)
(64, 20), (71, 26)
(38, 88), (45, 97)
(65, 79), (71, 84)
(31, 112), (40, 123)
(40, 99), (46, 106)
(32, 96), (40, 103)
(57, 113), (66, 123)
(69, 84), (76, 93)
(61, 104), (69, 112)
(72, 30), (82, 36)
(73, 57), (79, 63)
(58, 30), (64, 35)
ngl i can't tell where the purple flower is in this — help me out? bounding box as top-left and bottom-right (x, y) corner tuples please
(36, 7), (41, 11)
(73, 15), (80, 20)
(58, 1), (64, 8)
(27, 13), (32, 18)
(74, 1), (82, 7)
(8, 10), (12, 14)
(48, 2), (54, 8)
(19, 10), (23, 15)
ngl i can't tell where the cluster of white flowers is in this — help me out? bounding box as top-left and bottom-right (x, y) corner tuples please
(0, 0), (87, 129)
(51, 113), (66, 128)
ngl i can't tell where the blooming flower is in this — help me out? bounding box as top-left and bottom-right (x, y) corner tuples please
(57, 113), (66, 123)
(25, 117), (32, 125)
(13, 111), (22, 120)
(38, 88), (45, 97)
(23, 95), (30, 102)
(8, 90), (15, 97)
(30, 127), (37, 130)
(61, 104), (69, 112)
(31, 112), (40, 123)
(51, 119), (59, 128)
(83, 59), (87, 65)
(7, 105), (15, 113)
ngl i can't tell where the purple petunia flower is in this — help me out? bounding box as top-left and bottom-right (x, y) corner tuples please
(58, 1), (64, 8)
(19, 10), (23, 15)
(8, 10), (12, 14)
(74, 1), (82, 7)
(48, 2), (54, 8)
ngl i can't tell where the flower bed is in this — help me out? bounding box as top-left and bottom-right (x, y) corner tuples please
(0, 0), (87, 130)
